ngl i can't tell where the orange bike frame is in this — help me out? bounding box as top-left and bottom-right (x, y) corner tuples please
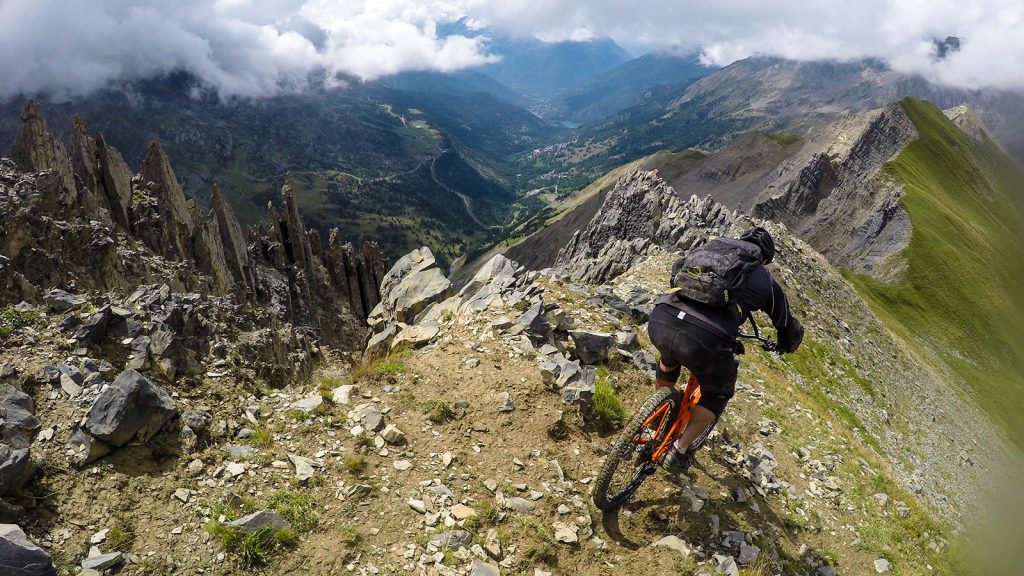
(643, 373), (702, 462)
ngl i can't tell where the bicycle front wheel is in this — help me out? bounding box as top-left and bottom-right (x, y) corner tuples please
(592, 387), (680, 511)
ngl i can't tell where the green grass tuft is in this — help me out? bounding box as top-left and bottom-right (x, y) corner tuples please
(422, 399), (456, 424)
(591, 366), (627, 432)
(268, 490), (318, 534)
(0, 306), (37, 339)
(344, 455), (369, 478)
(247, 428), (273, 448)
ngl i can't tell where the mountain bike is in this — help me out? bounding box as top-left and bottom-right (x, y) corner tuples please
(592, 333), (777, 511)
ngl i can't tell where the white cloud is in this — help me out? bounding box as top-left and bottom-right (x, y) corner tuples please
(0, 0), (1021, 100)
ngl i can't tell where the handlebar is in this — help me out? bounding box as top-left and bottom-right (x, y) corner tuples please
(737, 332), (779, 353)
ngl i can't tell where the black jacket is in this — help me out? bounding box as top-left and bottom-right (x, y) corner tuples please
(656, 264), (801, 345)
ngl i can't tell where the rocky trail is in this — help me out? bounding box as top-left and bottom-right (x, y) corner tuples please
(0, 103), (1013, 576)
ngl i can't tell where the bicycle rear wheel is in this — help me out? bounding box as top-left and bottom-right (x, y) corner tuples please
(592, 387), (680, 511)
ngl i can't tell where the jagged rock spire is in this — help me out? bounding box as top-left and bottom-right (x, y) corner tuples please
(10, 100), (76, 205)
(209, 184), (255, 295)
(94, 133), (134, 230)
(280, 174), (314, 278)
(139, 140), (195, 234)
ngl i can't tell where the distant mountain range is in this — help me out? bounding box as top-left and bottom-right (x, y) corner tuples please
(533, 57), (1024, 189)
(439, 18), (632, 100)
(4, 49), (1022, 271)
(538, 52), (712, 125)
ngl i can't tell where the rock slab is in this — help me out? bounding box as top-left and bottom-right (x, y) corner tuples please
(0, 524), (56, 576)
(84, 370), (177, 447)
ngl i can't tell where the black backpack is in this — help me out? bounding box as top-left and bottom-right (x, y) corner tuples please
(670, 238), (762, 307)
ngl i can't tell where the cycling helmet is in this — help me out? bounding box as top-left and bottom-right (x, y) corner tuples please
(739, 226), (776, 263)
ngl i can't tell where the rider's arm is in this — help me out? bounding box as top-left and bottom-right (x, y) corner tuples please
(749, 267), (804, 352)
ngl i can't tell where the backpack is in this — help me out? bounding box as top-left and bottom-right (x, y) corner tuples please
(670, 238), (762, 307)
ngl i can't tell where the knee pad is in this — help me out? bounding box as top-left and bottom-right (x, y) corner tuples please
(655, 361), (681, 384)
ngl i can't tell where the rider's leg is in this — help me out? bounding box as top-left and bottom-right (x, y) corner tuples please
(671, 360), (736, 454)
(655, 360), (681, 389)
(672, 404), (716, 452)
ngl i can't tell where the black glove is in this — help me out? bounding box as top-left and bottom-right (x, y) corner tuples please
(777, 318), (804, 354)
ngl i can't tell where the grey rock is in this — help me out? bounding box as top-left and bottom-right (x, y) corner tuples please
(378, 246), (437, 302)
(0, 385), (40, 449)
(359, 407), (385, 432)
(538, 362), (560, 385)
(68, 426), (111, 466)
(222, 445), (256, 460)
(430, 530), (471, 550)
(470, 558), (500, 576)
(72, 305), (113, 344)
(381, 424), (405, 445)
(0, 524), (56, 576)
(83, 370), (177, 447)
(563, 366), (596, 408)
(651, 535), (692, 557)
(517, 301), (552, 341)
(288, 454), (317, 482)
(874, 558), (891, 573)
(0, 445), (35, 497)
(390, 323), (439, 350)
(714, 554), (740, 576)
(614, 331), (637, 349)
(390, 267), (453, 323)
(568, 330), (614, 364)
(43, 288), (85, 312)
(497, 392), (515, 413)
(554, 360), (581, 388)
(365, 323), (397, 358)
(290, 393), (323, 414)
(182, 410), (209, 432)
(504, 497), (536, 513)
(81, 552), (123, 571)
(738, 542), (760, 565)
(225, 511), (291, 534)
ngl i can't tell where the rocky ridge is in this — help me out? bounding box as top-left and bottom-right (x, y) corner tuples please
(0, 102), (391, 571)
(2, 101), (386, 322)
(753, 103), (918, 277)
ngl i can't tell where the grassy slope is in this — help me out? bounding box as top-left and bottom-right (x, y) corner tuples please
(845, 97), (1024, 443)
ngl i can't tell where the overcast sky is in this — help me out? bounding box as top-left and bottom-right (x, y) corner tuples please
(1, 0), (1021, 100)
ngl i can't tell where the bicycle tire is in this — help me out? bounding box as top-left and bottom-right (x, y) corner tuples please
(592, 387), (680, 511)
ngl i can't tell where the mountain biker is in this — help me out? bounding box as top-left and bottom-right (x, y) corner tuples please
(647, 226), (804, 474)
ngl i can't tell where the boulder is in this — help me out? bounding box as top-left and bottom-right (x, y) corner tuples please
(71, 305), (114, 344)
(83, 370), (177, 447)
(68, 426), (111, 466)
(378, 246), (436, 299)
(390, 323), (439, 351)
(568, 330), (615, 364)
(0, 385), (40, 449)
(0, 445), (35, 496)
(365, 323), (397, 358)
(0, 524), (56, 576)
(224, 511), (291, 534)
(563, 366), (596, 409)
(388, 268), (453, 323)
(43, 288), (85, 312)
